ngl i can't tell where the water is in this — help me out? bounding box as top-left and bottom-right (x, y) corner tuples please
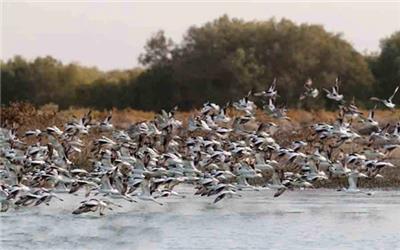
(2, 187), (400, 250)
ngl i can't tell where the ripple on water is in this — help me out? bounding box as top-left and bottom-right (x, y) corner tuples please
(2, 190), (400, 250)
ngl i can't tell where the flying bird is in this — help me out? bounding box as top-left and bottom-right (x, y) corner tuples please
(299, 78), (319, 100)
(370, 85), (399, 109)
(323, 78), (344, 102)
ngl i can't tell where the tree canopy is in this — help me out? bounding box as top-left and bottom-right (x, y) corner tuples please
(136, 16), (375, 109)
(369, 31), (400, 101)
(1, 16), (398, 111)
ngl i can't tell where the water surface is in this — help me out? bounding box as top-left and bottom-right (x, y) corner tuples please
(1, 188), (400, 250)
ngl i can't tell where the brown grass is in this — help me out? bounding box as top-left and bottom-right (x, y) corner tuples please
(3, 102), (400, 131)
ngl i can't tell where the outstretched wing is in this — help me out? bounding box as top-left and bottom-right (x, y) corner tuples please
(368, 105), (376, 120)
(105, 113), (112, 123)
(268, 78), (277, 91)
(347, 174), (357, 190)
(333, 77), (341, 94)
(370, 97), (383, 103)
(81, 110), (92, 126)
(389, 86), (399, 101)
(246, 90), (252, 97)
(213, 193), (225, 203)
(273, 187), (287, 198)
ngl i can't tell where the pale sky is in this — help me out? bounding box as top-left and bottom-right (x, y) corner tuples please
(2, 1), (400, 70)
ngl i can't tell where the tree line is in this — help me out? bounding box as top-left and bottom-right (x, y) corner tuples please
(1, 16), (399, 111)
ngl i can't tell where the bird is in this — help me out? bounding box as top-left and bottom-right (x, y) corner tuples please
(338, 171), (372, 196)
(370, 86), (399, 109)
(299, 78), (319, 100)
(0, 184), (11, 212)
(323, 78), (344, 102)
(72, 198), (122, 216)
(133, 178), (164, 206)
(1, 80), (397, 216)
(254, 78), (278, 99)
(213, 189), (242, 203)
(98, 113), (114, 131)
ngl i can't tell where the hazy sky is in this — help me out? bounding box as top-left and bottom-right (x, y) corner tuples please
(2, 1), (400, 70)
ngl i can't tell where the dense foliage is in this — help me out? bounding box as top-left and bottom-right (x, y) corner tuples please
(368, 31), (400, 102)
(1, 16), (398, 111)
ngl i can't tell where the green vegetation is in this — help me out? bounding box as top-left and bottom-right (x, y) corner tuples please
(1, 16), (399, 111)
(368, 31), (400, 101)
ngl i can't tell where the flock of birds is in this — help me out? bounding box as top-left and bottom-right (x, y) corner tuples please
(1, 78), (399, 216)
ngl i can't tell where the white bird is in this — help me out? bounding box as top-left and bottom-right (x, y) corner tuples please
(254, 78), (278, 99)
(134, 178), (163, 206)
(299, 78), (319, 100)
(99, 113), (113, 131)
(338, 171), (372, 195)
(73, 198), (122, 216)
(323, 78), (344, 102)
(370, 86), (399, 109)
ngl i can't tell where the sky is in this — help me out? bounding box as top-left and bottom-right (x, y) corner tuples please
(2, 1), (400, 71)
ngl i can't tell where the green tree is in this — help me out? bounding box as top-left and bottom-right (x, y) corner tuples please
(370, 31), (400, 101)
(138, 30), (174, 67)
(2, 16), (383, 111)
(139, 15), (375, 110)
(1, 56), (105, 108)
(1, 56), (32, 104)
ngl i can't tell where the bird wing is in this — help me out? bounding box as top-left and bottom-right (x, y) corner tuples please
(273, 187), (286, 198)
(347, 174), (357, 190)
(268, 98), (276, 110)
(332, 85), (339, 95)
(389, 86), (399, 101)
(368, 105), (376, 120)
(369, 97), (383, 103)
(268, 78), (277, 91)
(335, 77), (340, 90)
(105, 113), (112, 123)
(213, 193), (226, 203)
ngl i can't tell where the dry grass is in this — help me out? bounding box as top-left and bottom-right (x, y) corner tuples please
(3, 102), (400, 131)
